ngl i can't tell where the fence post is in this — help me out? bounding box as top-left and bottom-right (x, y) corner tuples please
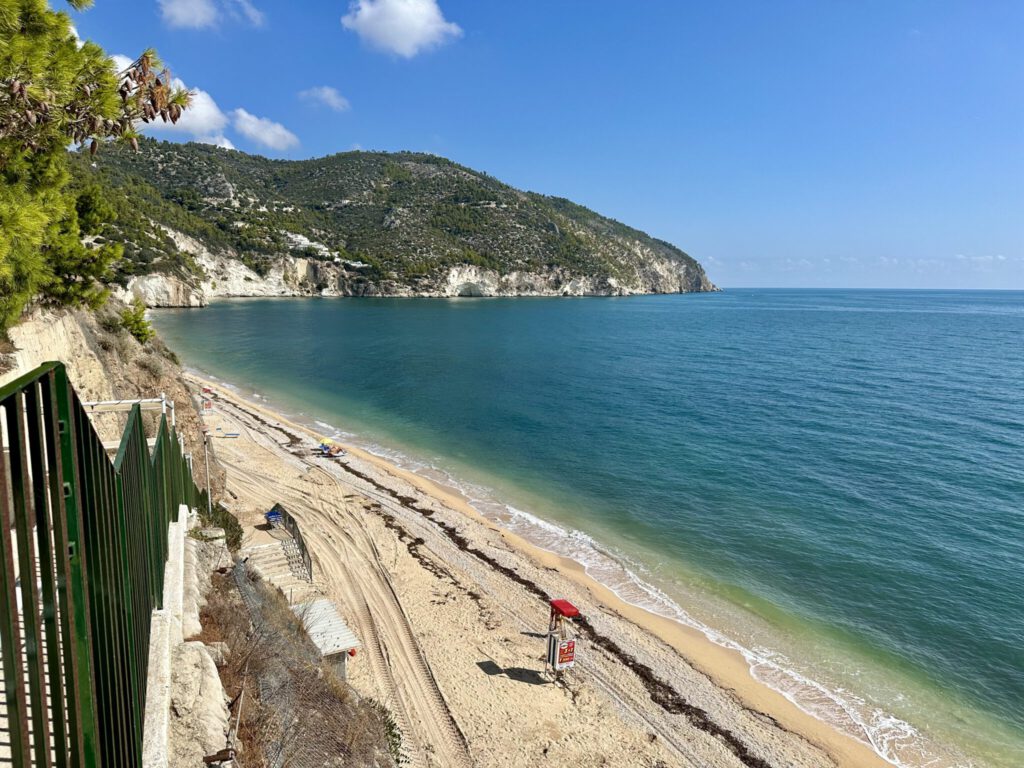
(6, 393), (55, 766)
(0, 364), (205, 767)
(113, 416), (143, 762)
(27, 379), (71, 766)
(0, 405), (31, 768)
(51, 366), (102, 768)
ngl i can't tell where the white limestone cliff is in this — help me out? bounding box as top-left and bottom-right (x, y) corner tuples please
(120, 225), (717, 308)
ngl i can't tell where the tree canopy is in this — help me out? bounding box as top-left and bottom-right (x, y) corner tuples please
(0, 0), (190, 332)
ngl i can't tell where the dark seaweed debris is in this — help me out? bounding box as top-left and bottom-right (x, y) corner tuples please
(338, 460), (775, 768)
(225, 396), (774, 768)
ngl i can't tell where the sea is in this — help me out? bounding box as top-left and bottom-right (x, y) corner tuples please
(152, 289), (1024, 768)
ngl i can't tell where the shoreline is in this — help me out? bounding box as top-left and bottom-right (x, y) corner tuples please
(189, 370), (896, 768)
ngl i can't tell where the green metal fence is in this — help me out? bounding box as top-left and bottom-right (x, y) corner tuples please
(0, 361), (202, 767)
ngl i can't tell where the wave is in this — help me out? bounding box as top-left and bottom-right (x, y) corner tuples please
(200, 370), (966, 768)
(485, 506), (946, 768)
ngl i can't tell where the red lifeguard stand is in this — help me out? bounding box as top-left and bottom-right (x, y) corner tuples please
(549, 599), (579, 627)
(546, 599), (579, 674)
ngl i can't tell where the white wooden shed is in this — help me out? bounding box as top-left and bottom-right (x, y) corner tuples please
(292, 599), (360, 679)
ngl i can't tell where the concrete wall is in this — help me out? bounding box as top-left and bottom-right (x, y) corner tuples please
(143, 511), (230, 768)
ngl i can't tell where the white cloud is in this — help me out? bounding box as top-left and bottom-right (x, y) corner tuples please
(198, 134), (235, 149)
(147, 78), (230, 138)
(232, 108), (299, 150)
(158, 0), (264, 29)
(955, 254), (1006, 264)
(159, 0), (219, 29)
(113, 58), (231, 142)
(342, 0), (462, 58)
(110, 53), (135, 73)
(230, 0), (265, 26)
(108, 54), (288, 152)
(299, 86), (351, 112)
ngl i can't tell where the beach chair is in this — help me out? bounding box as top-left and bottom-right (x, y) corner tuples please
(265, 506), (284, 529)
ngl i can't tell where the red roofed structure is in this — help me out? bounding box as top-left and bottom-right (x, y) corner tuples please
(546, 599), (580, 674)
(549, 599), (579, 619)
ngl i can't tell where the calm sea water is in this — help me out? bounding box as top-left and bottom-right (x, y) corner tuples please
(153, 290), (1024, 767)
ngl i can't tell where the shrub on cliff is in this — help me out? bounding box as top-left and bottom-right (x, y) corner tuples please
(119, 298), (154, 343)
(197, 495), (244, 551)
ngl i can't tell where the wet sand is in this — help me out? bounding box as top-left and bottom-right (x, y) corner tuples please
(191, 373), (892, 768)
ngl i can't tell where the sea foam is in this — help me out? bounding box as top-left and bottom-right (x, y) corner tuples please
(263, 397), (951, 768)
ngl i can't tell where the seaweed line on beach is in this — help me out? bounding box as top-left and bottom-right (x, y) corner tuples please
(377, 508), (497, 632)
(210, 388), (780, 768)
(336, 459), (777, 768)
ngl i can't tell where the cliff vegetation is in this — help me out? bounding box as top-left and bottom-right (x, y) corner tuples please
(70, 138), (717, 299)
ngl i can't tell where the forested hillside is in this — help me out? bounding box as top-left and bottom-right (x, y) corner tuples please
(72, 139), (716, 296)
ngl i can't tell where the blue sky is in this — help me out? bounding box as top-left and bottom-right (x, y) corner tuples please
(72, 1), (1023, 289)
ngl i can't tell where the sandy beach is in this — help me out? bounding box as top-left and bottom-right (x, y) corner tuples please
(189, 373), (894, 768)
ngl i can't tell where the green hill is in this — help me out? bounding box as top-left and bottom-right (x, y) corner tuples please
(72, 138), (716, 298)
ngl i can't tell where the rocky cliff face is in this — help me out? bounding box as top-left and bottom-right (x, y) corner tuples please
(0, 303), (225, 498)
(76, 140), (719, 304)
(119, 226), (716, 307)
(114, 273), (207, 307)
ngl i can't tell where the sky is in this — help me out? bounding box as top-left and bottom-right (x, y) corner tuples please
(71, 0), (1024, 289)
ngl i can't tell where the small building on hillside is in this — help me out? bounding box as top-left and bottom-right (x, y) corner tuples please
(292, 599), (360, 679)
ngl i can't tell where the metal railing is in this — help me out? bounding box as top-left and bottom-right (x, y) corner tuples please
(0, 362), (202, 767)
(270, 503), (312, 581)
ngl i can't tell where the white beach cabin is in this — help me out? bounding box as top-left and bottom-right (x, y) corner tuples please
(292, 598), (361, 680)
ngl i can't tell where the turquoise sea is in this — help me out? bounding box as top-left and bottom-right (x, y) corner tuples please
(153, 289), (1024, 767)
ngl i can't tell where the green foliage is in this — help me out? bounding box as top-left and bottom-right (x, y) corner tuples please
(430, 203), (491, 238)
(0, 1), (189, 332)
(38, 192), (120, 310)
(460, 248), (496, 269)
(197, 497), (244, 551)
(383, 160), (413, 183)
(77, 139), (712, 292)
(371, 701), (406, 765)
(119, 297), (154, 343)
(66, 155), (198, 284)
(75, 182), (118, 235)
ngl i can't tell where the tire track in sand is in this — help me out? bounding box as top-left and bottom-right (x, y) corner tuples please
(305, 475), (471, 768)
(212, 401), (472, 768)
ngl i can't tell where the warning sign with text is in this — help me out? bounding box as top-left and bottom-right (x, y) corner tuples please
(555, 639), (575, 670)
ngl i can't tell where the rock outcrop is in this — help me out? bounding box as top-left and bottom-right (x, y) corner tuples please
(167, 641), (229, 768)
(115, 273), (207, 308)
(168, 535), (231, 768)
(1, 308), (117, 400)
(75, 139), (719, 304)
(120, 227), (718, 307)
(1, 304), (225, 494)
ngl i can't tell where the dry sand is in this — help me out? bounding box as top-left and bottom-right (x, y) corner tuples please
(191, 374), (893, 768)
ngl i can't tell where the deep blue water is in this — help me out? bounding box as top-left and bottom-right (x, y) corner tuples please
(153, 290), (1024, 766)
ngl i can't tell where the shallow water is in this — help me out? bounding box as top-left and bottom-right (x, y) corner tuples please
(154, 289), (1024, 767)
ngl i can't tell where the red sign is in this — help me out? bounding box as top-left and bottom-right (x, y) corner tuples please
(556, 639), (576, 670)
(202, 400), (212, 410)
